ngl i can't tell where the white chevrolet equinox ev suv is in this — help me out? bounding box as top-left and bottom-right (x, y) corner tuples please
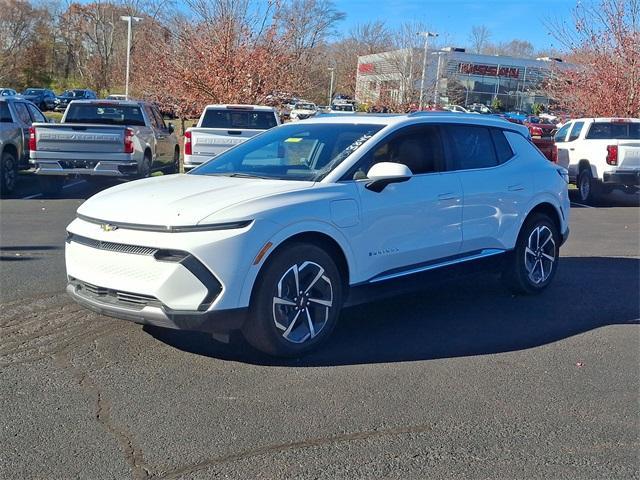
(65, 113), (570, 356)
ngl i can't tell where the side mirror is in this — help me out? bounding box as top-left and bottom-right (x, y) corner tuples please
(167, 123), (175, 134)
(365, 162), (412, 192)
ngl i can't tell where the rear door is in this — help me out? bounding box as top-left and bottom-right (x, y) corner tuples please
(149, 105), (173, 167)
(12, 102), (32, 162)
(443, 124), (530, 253)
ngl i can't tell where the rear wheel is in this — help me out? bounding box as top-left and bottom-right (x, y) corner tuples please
(0, 150), (18, 196)
(138, 153), (151, 179)
(577, 168), (600, 204)
(167, 147), (180, 174)
(242, 243), (344, 357)
(38, 176), (65, 196)
(502, 213), (559, 295)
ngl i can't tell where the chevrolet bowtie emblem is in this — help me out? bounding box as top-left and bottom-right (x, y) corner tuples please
(100, 223), (118, 232)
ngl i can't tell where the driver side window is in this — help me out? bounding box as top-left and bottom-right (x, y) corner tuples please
(350, 125), (445, 179)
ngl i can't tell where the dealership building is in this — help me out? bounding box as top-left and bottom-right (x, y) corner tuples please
(355, 47), (567, 111)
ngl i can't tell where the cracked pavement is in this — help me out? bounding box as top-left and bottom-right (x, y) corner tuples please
(1, 192), (639, 479)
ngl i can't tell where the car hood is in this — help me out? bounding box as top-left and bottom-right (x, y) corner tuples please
(77, 174), (315, 227)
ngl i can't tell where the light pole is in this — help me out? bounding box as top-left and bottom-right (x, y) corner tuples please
(418, 31), (438, 110)
(431, 51), (445, 105)
(120, 15), (142, 100)
(327, 67), (335, 106)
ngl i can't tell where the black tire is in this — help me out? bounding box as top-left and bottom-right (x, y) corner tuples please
(167, 147), (180, 174)
(577, 167), (600, 204)
(502, 213), (560, 295)
(39, 102), (47, 112)
(242, 243), (344, 357)
(138, 153), (151, 179)
(38, 176), (65, 196)
(0, 150), (18, 196)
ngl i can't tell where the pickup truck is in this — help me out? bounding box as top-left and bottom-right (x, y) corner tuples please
(554, 117), (640, 204)
(30, 100), (179, 194)
(183, 104), (279, 170)
(523, 115), (556, 161)
(0, 97), (48, 195)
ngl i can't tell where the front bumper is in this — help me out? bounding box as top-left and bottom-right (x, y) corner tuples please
(67, 282), (247, 333)
(603, 171), (640, 186)
(31, 159), (139, 177)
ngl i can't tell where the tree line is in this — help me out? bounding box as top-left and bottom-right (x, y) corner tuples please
(1, 0), (638, 118)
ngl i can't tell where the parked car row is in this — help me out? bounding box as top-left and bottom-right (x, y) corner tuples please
(0, 86), (106, 112)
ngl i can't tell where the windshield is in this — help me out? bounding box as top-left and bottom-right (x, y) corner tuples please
(201, 109), (278, 129)
(65, 104), (146, 126)
(332, 104), (354, 111)
(295, 103), (316, 110)
(191, 123), (383, 181)
(24, 89), (42, 95)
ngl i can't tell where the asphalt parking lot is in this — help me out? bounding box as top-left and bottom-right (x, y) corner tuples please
(1, 178), (639, 479)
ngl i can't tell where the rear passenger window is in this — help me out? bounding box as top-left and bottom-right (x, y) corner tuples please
(490, 129), (514, 164)
(13, 103), (32, 125)
(567, 121), (584, 142)
(27, 104), (46, 123)
(0, 103), (12, 122)
(445, 125), (497, 170)
(586, 122), (640, 140)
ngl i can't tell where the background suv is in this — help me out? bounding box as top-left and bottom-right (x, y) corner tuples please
(65, 113), (570, 357)
(54, 89), (98, 112)
(19, 88), (57, 111)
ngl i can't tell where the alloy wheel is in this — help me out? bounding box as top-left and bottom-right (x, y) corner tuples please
(272, 261), (333, 344)
(2, 154), (16, 192)
(524, 225), (556, 285)
(579, 173), (590, 202)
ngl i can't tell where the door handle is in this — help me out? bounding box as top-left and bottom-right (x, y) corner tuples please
(508, 184), (525, 191)
(438, 192), (458, 200)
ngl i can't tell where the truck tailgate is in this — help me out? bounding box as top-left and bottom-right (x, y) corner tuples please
(33, 123), (125, 154)
(618, 142), (640, 169)
(190, 128), (262, 158)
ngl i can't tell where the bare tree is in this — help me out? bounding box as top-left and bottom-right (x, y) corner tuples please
(469, 25), (491, 54)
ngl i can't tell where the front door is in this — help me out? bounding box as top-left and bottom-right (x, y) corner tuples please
(348, 124), (463, 282)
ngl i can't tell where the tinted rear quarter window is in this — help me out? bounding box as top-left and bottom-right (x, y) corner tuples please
(201, 109), (278, 129)
(586, 122), (640, 140)
(0, 103), (12, 122)
(490, 128), (514, 163)
(445, 125), (498, 170)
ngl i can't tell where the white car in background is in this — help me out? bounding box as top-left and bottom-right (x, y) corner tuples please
(289, 102), (317, 121)
(554, 117), (640, 204)
(184, 105), (280, 170)
(65, 113), (570, 357)
(445, 105), (470, 113)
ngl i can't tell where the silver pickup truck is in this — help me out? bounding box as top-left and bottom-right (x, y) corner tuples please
(1, 97), (49, 195)
(183, 104), (280, 170)
(30, 100), (179, 194)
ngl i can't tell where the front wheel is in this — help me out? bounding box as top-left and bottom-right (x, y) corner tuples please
(502, 213), (559, 295)
(242, 243), (344, 357)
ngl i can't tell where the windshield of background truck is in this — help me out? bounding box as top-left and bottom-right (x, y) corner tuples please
(201, 109), (278, 130)
(65, 104), (146, 126)
(585, 122), (640, 140)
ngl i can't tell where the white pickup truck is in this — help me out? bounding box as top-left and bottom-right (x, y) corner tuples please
(554, 118), (640, 204)
(183, 104), (280, 170)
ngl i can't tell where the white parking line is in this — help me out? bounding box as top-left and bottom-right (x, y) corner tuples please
(570, 201), (596, 209)
(21, 180), (86, 199)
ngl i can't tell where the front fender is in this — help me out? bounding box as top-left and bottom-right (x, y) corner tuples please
(237, 219), (357, 309)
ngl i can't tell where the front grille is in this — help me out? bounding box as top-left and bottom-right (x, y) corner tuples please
(68, 233), (157, 256)
(72, 278), (161, 310)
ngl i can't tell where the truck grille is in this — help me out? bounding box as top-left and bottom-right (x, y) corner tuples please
(67, 233), (157, 256)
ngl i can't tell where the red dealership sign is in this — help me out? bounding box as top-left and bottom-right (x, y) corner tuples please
(358, 63), (375, 74)
(458, 63), (520, 78)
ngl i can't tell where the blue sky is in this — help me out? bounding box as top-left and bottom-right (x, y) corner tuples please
(333, 0), (577, 51)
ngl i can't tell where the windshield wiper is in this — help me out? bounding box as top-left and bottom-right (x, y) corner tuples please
(227, 173), (271, 179)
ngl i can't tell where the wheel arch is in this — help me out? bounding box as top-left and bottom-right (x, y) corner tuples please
(523, 202), (562, 237)
(578, 159), (598, 178)
(2, 142), (19, 160)
(240, 225), (355, 309)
